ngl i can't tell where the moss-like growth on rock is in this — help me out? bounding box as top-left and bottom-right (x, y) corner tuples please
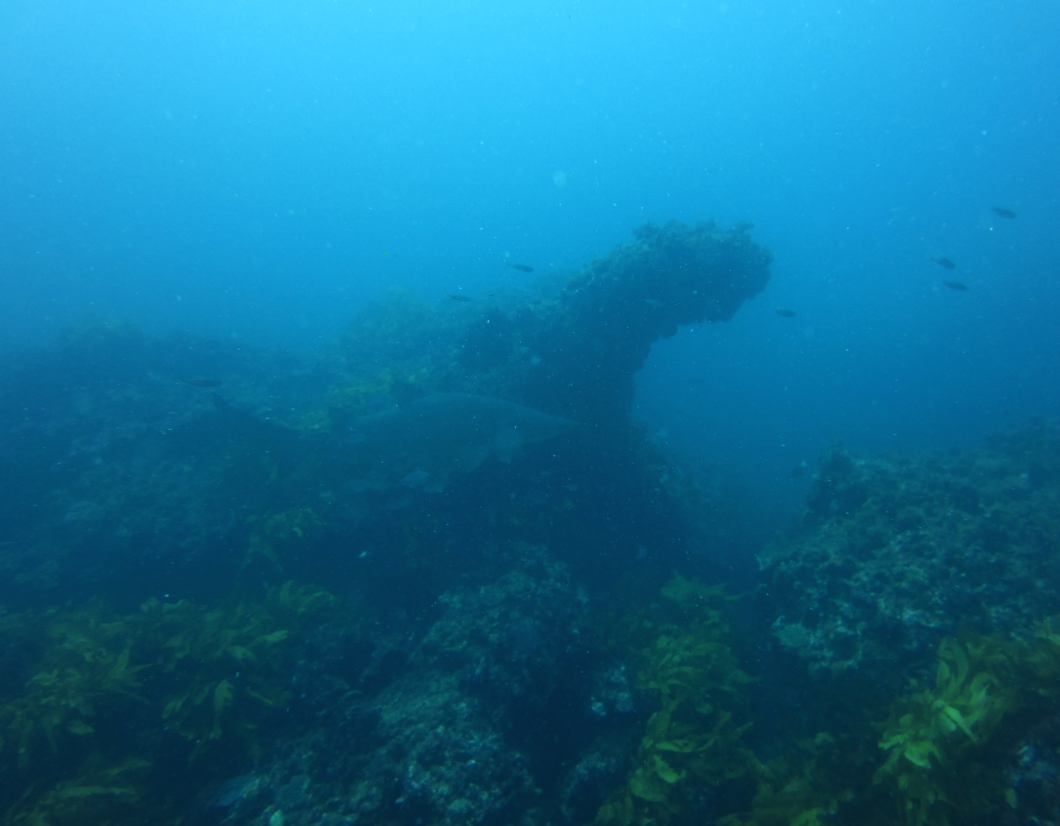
(761, 421), (1060, 687)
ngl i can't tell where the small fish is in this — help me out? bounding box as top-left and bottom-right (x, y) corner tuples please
(932, 257), (957, 270)
(791, 461), (808, 479)
(179, 377), (224, 388)
(644, 298), (666, 309)
(943, 280), (968, 291)
(213, 774), (258, 808)
(505, 262), (534, 273)
(776, 308), (797, 318)
(687, 377), (706, 385)
(446, 293), (472, 302)
(991, 206), (1017, 219)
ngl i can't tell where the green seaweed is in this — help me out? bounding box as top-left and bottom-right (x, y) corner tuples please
(596, 575), (756, 825)
(244, 507), (325, 571)
(600, 591), (1060, 826)
(8, 758), (152, 826)
(872, 634), (1024, 826)
(728, 624), (1058, 826)
(720, 733), (863, 826)
(0, 580), (350, 825)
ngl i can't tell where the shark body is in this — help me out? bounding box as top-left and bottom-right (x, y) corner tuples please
(337, 392), (579, 493)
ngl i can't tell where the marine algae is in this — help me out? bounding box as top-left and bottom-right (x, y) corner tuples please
(720, 732), (863, 826)
(598, 585), (1060, 826)
(595, 574), (755, 825)
(728, 627), (1055, 826)
(870, 627), (1060, 826)
(245, 507), (325, 570)
(0, 580), (346, 826)
(742, 618), (1060, 826)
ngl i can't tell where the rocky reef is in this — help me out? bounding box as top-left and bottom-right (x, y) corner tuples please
(0, 221), (770, 609)
(7, 218), (1060, 826)
(218, 548), (614, 826)
(0, 220), (771, 825)
(760, 420), (1060, 690)
(732, 420), (1060, 825)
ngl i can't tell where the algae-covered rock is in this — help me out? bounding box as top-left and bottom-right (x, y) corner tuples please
(0, 221), (771, 825)
(0, 325), (336, 606)
(525, 220), (770, 423)
(337, 220), (771, 424)
(226, 548), (611, 826)
(0, 219), (768, 608)
(760, 420), (1060, 685)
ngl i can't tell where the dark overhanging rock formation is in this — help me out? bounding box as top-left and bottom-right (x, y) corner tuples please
(521, 219), (772, 423)
(345, 219), (772, 427)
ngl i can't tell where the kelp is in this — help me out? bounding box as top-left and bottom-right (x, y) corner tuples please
(335, 288), (460, 415)
(244, 507), (325, 571)
(721, 732), (866, 826)
(595, 574), (756, 825)
(0, 581), (349, 825)
(598, 576), (1060, 826)
(871, 624), (1060, 826)
(7, 758), (152, 826)
(141, 580), (334, 761)
(728, 626), (1057, 826)
(11, 567), (1060, 826)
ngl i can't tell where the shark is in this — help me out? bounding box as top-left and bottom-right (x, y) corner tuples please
(335, 392), (580, 493)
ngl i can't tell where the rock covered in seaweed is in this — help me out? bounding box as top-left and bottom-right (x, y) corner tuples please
(524, 220), (771, 423)
(225, 547), (627, 826)
(759, 420), (1060, 683)
(0, 322), (335, 605)
(338, 220), (771, 425)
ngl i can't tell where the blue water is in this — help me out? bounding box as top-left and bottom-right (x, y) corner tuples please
(2, 0), (1058, 502)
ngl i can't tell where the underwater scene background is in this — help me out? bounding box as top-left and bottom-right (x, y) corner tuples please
(2, 1), (1060, 825)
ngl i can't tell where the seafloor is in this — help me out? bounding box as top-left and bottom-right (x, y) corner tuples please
(1, 221), (1059, 826)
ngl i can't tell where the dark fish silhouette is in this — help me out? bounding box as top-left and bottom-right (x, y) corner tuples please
(446, 293), (472, 302)
(943, 280), (968, 291)
(179, 377), (224, 388)
(505, 263), (534, 273)
(338, 393), (580, 492)
(932, 257), (957, 270)
(991, 207), (1017, 219)
(791, 461), (808, 479)
(775, 308), (797, 318)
